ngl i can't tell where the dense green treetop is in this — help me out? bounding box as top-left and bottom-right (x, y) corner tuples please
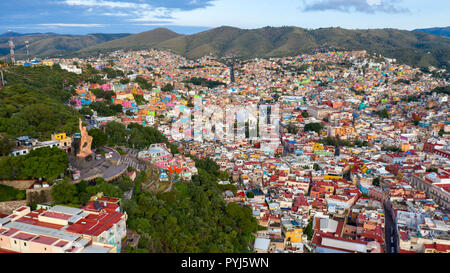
(0, 146), (68, 181)
(304, 122), (324, 133)
(0, 66), (82, 139)
(123, 158), (257, 253)
(88, 128), (108, 148)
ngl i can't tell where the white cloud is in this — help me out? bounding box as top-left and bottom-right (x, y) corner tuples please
(64, 0), (151, 9)
(366, 0), (381, 6)
(39, 23), (107, 27)
(127, 8), (175, 22)
(63, 0), (175, 23)
(302, 0), (408, 14)
(101, 12), (131, 16)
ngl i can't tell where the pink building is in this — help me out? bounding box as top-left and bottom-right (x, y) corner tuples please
(101, 84), (112, 91)
(0, 199), (126, 253)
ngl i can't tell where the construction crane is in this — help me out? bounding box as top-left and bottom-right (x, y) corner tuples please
(25, 40), (30, 62)
(8, 37), (15, 64)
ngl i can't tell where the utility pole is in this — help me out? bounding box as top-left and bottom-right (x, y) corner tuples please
(25, 40), (30, 62)
(0, 70), (4, 88)
(8, 37), (15, 64)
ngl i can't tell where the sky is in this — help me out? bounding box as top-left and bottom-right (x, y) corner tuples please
(0, 0), (449, 35)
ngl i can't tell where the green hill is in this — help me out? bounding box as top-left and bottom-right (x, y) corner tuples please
(80, 28), (182, 53)
(3, 26), (449, 70)
(0, 65), (82, 139)
(0, 33), (130, 59)
(413, 27), (450, 38)
(152, 26), (450, 69)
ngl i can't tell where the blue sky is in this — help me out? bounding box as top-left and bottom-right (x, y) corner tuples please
(1, 0), (449, 35)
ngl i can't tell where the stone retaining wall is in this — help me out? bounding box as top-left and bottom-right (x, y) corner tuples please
(0, 200), (28, 214)
(26, 187), (53, 203)
(0, 180), (36, 190)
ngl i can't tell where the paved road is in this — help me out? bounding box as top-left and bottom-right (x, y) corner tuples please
(124, 188), (134, 200)
(384, 201), (398, 253)
(119, 155), (147, 172)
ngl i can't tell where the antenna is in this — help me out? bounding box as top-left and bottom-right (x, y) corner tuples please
(8, 37), (15, 64)
(0, 70), (4, 88)
(25, 40), (30, 62)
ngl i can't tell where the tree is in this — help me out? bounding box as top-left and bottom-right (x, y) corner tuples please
(115, 176), (134, 192)
(301, 111), (309, 118)
(91, 88), (112, 101)
(304, 220), (313, 240)
(383, 146), (401, 152)
(51, 180), (77, 204)
(21, 147), (69, 181)
(372, 177), (380, 187)
(123, 158), (258, 253)
(0, 156), (23, 180)
(286, 123), (298, 134)
(79, 107), (93, 116)
(430, 86), (450, 96)
(184, 77), (225, 89)
(90, 101), (122, 117)
(103, 68), (124, 79)
(304, 123), (324, 134)
(218, 183), (237, 194)
(376, 108), (390, 119)
(0, 184), (26, 202)
(120, 78), (130, 84)
(0, 66), (81, 138)
(105, 121), (128, 146)
(161, 83), (173, 92)
(225, 202), (257, 234)
(0, 134), (14, 156)
(93, 181), (123, 198)
(134, 77), (153, 90)
(187, 97), (194, 107)
(129, 128), (147, 149)
(313, 163), (320, 171)
(88, 128), (108, 148)
(133, 94), (147, 106)
(122, 198), (138, 216)
(246, 191), (254, 198)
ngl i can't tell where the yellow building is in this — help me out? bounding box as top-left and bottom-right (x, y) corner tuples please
(285, 228), (303, 244)
(335, 127), (356, 137)
(42, 60), (54, 66)
(312, 143), (324, 151)
(424, 244), (450, 253)
(116, 92), (134, 100)
(401, 143), (411, 152)
(51, 132), (72, 147)
(324, 174), (343, 180)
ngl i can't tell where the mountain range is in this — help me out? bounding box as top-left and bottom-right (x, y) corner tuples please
(413, 26), (450, 38)
(0, 32), (130, 59)
(1, 26), (449, 70)
(83, 26), (450, 70)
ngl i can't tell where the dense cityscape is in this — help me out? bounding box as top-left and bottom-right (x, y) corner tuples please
(0, 46), (448, 254)
(0, 1), (449, 264)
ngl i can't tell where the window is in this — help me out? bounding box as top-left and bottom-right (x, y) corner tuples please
(24, 242), (27, 246)
(14, 240), (17, 244)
